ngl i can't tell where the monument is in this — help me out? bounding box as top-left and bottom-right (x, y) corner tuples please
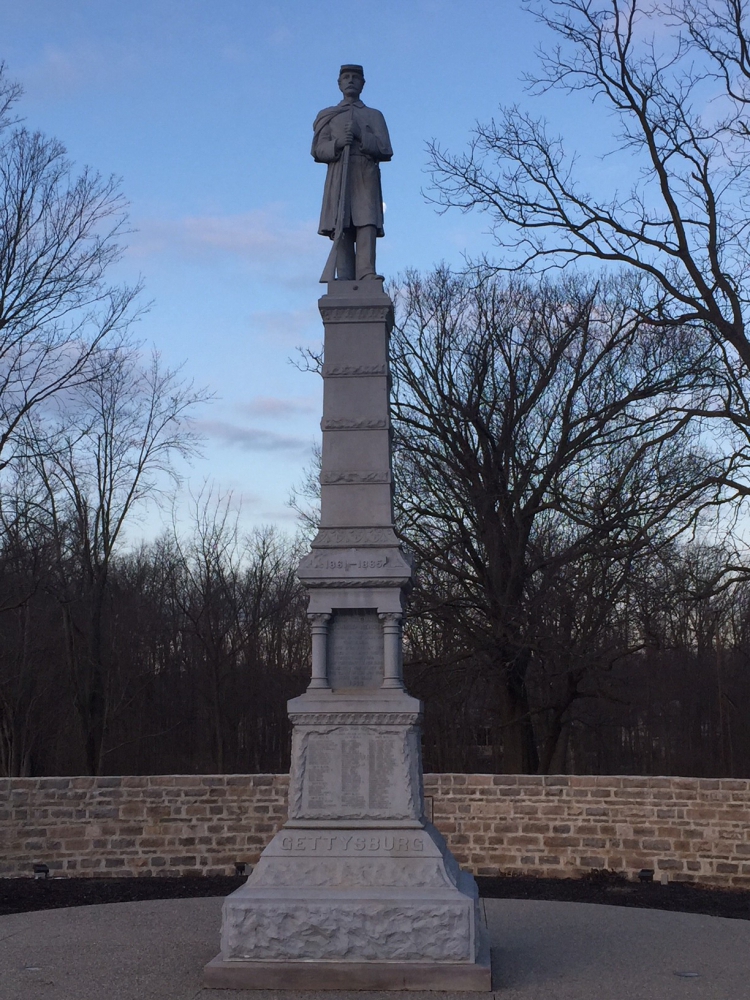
(203, 65), (491, 991)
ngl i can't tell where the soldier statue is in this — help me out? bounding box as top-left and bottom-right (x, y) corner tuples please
(312, 64), (392, 281)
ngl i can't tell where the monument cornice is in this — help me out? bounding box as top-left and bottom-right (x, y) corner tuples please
(288, 712), (421, 726)
(322, 363), (387, 378)
(320, 417), (389, 430)
(320, 470), (391, 484)
(319, 304), (393, 326)
(312, 527), (401, 547)
(301, 577), (410, 588)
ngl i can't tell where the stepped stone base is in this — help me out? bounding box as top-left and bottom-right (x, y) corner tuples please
(203, 822), (492, 990)
(213, 828), (483, 964)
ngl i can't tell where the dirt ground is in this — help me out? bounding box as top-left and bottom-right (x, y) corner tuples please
(1, 872), (748, 920)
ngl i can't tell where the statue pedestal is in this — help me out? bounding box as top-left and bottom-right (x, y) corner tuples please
(204, 282), (490, 990)
(204, 690), (490, 989)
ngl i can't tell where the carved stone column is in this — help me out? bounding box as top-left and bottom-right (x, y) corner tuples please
(307, 613), (331, 690)
(379, 612), (403, 689)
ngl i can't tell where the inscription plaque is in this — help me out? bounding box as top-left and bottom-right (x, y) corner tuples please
(305, 734), (337, 812)
(369, 736), (397, 811)
(300, 729), (405, 817)
(341, 736), (367, 809)
(327, 609), (383, 689)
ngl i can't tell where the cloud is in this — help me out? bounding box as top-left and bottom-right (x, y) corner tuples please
(239, 396), (317, 417)
(129, 206), (320, 271)
(246, 305), (321, 346)
(268, 26), (293, 46)
(257, 504), (299, 522)
(219, 43), (249, 64)
(196, 419), (310, 453)
(20, 42), (142, 101)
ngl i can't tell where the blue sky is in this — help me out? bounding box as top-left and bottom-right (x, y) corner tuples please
(1, 0), (613, 541)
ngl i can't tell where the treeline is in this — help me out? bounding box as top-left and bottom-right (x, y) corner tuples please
(408, 543), (750, 779)
(0, 510), (308, 777)
(1, 501), (749, 778)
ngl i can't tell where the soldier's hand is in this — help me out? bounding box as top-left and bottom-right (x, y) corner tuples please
(334, 122), (354, 155)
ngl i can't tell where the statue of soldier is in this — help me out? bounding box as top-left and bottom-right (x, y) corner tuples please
(312, 65), (392, 281)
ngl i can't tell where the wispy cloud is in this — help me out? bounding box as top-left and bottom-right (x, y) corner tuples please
(239, 396), (317, 417)
(196, 419), (310, 453)
(259, 506), (299, 522)
(219, 43), (249, 64)
(21, 42), (142, 100)
(130, 205), (320, 269)
(247, 305), (321, 347)
(268, 26), (293, 46)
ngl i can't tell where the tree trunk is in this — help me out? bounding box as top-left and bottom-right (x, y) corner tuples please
(87, 578), (108, 776)
(66, 581), (109, 777)
(210, 660), (224, 773)
(496, 666), (538, 774)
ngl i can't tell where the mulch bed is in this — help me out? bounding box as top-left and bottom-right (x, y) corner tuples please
(476, 874), (750, 920)
(0, 875), (246, 916)
(1, 873), (748, 920)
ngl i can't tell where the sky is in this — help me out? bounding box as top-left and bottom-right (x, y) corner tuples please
(0, 0), (615, 543)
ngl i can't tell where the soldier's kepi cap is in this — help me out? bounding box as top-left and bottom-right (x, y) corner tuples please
(339, 64), (364, 77)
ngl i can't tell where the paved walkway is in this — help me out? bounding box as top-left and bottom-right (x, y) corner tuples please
(1, 896), (748, 999)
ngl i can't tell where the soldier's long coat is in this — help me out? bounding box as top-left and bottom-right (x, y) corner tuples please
(312, 99), (392, 237)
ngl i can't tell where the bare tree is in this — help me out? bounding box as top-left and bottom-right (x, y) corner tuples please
(391, 266), (726, 772)
(0, 472), (60, 776)
(570, 539), (750, 776)
(427, 0), (750, 370)
(168, 490), (308, 773)
(0, 63), (139, 472)
(22, 346), (209, 774)
(168, 489), (249, 773)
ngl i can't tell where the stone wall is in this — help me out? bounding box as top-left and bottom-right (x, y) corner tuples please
(0, 775), (289, 879)
(426, 774), (750, 889)
(1, 773), (748, 888)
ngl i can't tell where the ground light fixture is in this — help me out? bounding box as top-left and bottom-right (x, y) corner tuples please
(637, 868), (654, 882)
(33, 863), (49, 879)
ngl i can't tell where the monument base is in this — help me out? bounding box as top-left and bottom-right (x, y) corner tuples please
(203, 917), (491, 991)
(203, 819), (491, 991)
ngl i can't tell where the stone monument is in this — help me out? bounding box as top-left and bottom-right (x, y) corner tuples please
(203, 65), (491, 991)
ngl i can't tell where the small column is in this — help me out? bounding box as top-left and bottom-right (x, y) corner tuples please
(379, 612), (403, 689)
(308, 613), (331, 689)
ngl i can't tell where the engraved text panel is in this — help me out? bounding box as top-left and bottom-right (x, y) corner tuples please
(299, 729), (408, 819)
(327, 609), (383, 689)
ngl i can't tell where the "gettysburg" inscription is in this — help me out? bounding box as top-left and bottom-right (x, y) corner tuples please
(279, 833), (425, 853)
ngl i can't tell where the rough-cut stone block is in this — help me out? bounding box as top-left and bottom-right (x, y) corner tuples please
(204, 919), (491, 991)
(221, 891), (476, 963)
